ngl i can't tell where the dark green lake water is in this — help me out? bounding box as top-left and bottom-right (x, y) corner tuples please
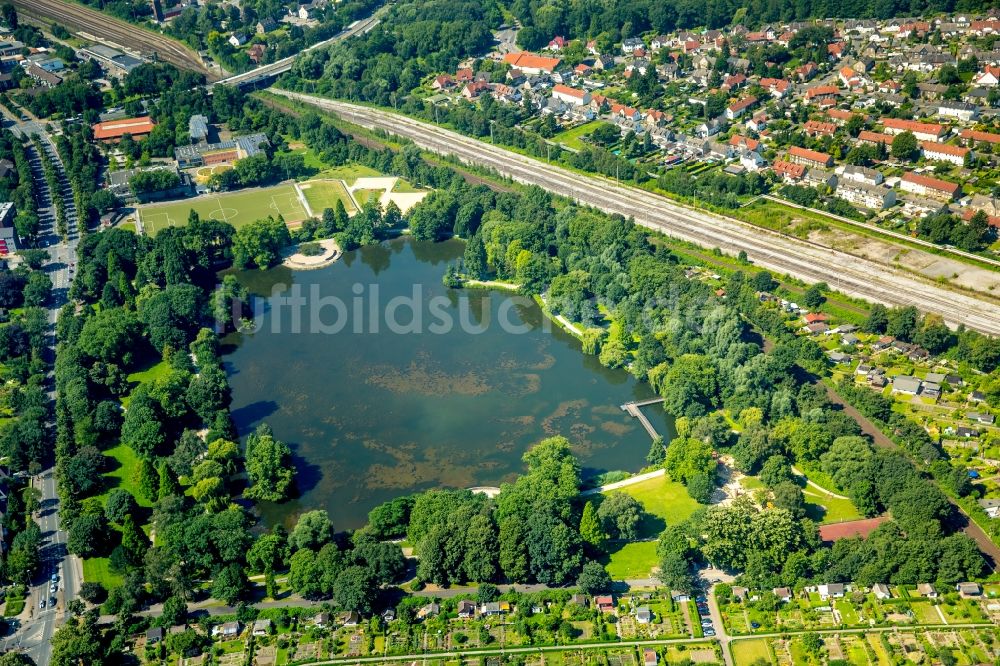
(223, 237), (675, 529)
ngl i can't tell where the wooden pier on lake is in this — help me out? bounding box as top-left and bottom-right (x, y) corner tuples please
(620, 397), (665, 440)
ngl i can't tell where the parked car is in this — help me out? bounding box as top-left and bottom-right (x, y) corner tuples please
(38, 599), (45, 609)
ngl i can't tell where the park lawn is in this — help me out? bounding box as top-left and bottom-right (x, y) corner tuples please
(611, 475), (700, 537)
(98, 443), (153, 508)
(138, 183), (309, 236)
(353, 188), (384, 206)
(803, 489), (863, 524)
(82, 556), (124, 590)
(554, 121), (600, 150)
(299, 179), (357, 215)
(392, 178), (421, 193)
(282, 145), (328, 172)
(317, 162), (383, 185)
(604, 541), (657, 579)
(732, 639), (774, 666)
(3, 596), (24, 617)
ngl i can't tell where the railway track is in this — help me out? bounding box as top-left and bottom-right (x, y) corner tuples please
(274, 91), (1000, 337)
(11, 0), (216, 80)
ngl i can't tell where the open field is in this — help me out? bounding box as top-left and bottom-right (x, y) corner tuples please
(82, 557), (124, 590)
(602, 475), (700, 578)
(138, 184), (308, 235)
(299, 179), (357, 216)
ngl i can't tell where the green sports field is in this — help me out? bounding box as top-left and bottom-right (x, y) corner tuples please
(298, 179), (357, 216)
(138, 183), (309, 236)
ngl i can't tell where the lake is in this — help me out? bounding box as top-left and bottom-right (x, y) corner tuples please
(223, 237), (675, 529)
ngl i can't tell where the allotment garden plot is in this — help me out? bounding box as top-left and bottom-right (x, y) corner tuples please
(138, 183), (309, 235)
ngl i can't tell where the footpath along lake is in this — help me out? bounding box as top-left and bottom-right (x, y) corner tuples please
(223, 237), (675, 528)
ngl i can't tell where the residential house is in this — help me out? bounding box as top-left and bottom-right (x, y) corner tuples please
(979, 498), (1000, 518)
(973, 65), (1000, 87)
(891, 375), (923, 395)
(956, 582), (982, 598)
(872, 584), (892, 600)
(595, 595), (615, 613)
(841, 165), (883, 185)
(621, 37), (645, 54)
(340, 611), (360, 626)
(818, 583), (845, 600)
(313, 612), (331, 628)
(899, 172), (961, 201)
(881, 117), (946, 142)
(643, 649), (658, 666)
(256, 17), (278, 34)
(804, 120), (837, 136)
(211, 622), (240, 639)
(772, 159), (806, 181)
(802, 168), (835, 190)
(636, 606), (652, 624)
(546, 36), (568, 51)
(725, 96), (757, 120)
(827, 350), (852, 364)
(921, 141), (970, 166)
(961, 129), (1000, 146)
(146, 627), (164, 644)
(502, 52), (561, 75)
(551, 84), (590, 106)
(805, 85), (840, 103)
(968, 412), (996, 425)
(480, 602), (505, 616)
(417, 603), (440, 620)
(916, 583), (938, 598)
(228, 32), (248, 47)
(25, 64), (61, 88)
(836, 181), (896, 209)
(695, 118), (726, 138)
(462, 81), (489, 99)
(252, 619), (272, 636)
(759, 77), (790, 98)
(938, 100), (979, 121)
(457, 600), (476, 618)
(788, 145), (834, 168)
(431, 74), (454, 90)
(858, 130), (893, 146)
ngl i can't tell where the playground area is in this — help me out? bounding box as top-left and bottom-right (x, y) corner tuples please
(192, 164), (232, 184)
(137, 183), (308, 236)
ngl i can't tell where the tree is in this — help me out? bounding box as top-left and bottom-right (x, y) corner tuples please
(232, 217), (291, 269)
(289, 510), (333, 551)
(161, 595), (188, 626)
(862, 303), (888, 334)
(104, 488), (137, 525)
(597, 492), (643, 540)
(646, 436), (666, 466)
(120, 514), (151, 564)
(50, 611), (103, 666)
(332, 565), (376, 613)
(78, 582), (107, 604)
(247, 532), (289, 599)
(68, 514), (107, 558)
(576, 560), (612, 595)
(136, 456), (159, 503)
(243, 425), (294, 502)
(463, 234), (487, 279)
(803, 283), (825, 309)
(211, 563), (248, 606)
(891, 131), (918, 160)
(579, 501), (606, 548)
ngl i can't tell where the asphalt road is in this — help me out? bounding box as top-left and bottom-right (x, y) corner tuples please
(0, 107), (81, 666)
(273, 92), (1000, 336)
(11, 0), (216, 80)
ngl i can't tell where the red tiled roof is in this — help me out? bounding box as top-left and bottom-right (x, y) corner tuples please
(729, 135), (760, 150)
(805, 120), (837, 135)
(901, 171), (960, 195)
(818, 516), (888, 542)
(826, 108), (855, 121)
(789, 145), (832, 164)
(92, 116), (155, 140)
(858, 130), (893, 145)
(921, 141), (969, 158)
(552, 83), (587, 99)
(960, 129), (1000, 144)
(502, 52), (561, 73)
(772, 159), (805, 178)
(728, 96), (757, 112)
(805, 85), (840, 99)
(881, 117), (944, 137)
(962, 209), (1000, 229)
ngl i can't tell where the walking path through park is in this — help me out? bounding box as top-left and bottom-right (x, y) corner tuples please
(790, 466), (850, 500)
(580, 469), (666, 497)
